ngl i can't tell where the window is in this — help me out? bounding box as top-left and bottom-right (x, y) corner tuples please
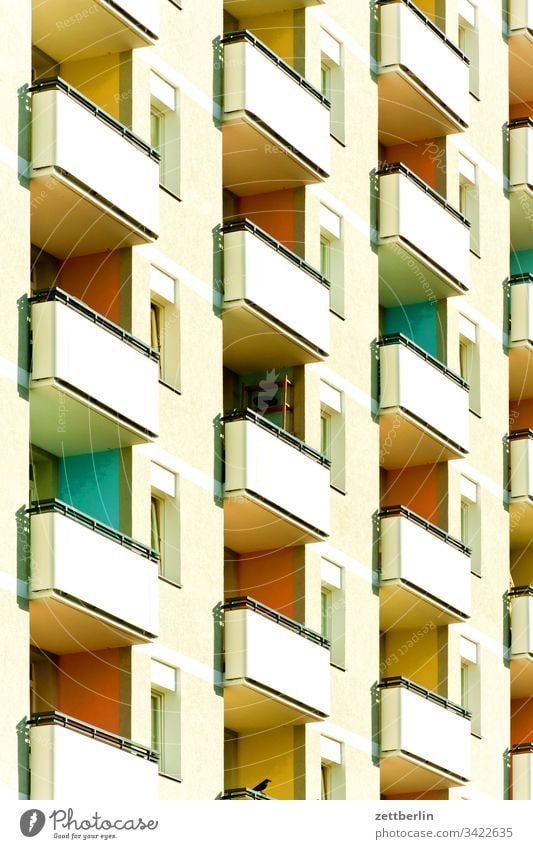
(321, 763), (331, 800)
(459, 154), (480, 256)
(151, 661), (180, 778)
(151, 463), (180, 584)
(460, 638), (481, 736)
(151, 266), (180, 391)
(459, 314), (480, 414)
(458, 0), (479, 98)
(150, 72), (180, 197)
(151, 495), (162, 561)
(460, 475), (480, 576)
(320, 204), (344, 315)
(321, 588), (332, 641)
(320, 411), (331, 461)
(320, 736), (344, 799)
(320, 29), (344, 142)
(320, 381), (345, 491)
(321, 559), (344, 667)
(151, 691), (163, 759)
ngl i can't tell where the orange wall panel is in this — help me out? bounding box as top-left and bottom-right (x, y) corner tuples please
(59, 251), (121, 323)
(510, 102), (533, 120)
(382, 464), (446, 527)
(233, 549), (297, 619)
(509, 399), (533, 430)
(385, 141), (438, 190)
(238, 190), (296, 251)
(511, 697), (533, 744)
(57, 648), (122, 735)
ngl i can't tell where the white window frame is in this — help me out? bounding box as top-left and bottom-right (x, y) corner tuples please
(151, 463), (180, 585)
(150, 72), (180, 197)
(151, 660), (180, 778)
(320, 204), (344, 316)
(150, 265), (180, 391)
(321, 558), (345, 668)
(320, 381), (345, 491)
(320, 29), (344, 143)
(460, 474), (481, 577)
(459, 314), (480, 415)
(460, 638), (481, 737)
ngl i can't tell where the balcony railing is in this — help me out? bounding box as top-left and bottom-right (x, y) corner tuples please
(223, 595), (330, 731)
(377, 0), (469, 143)
(378, 333), (469, 467)
(221, 787), (273, 800)
(31, 0), (160, 63)
(512, 743), (533, 800)
(224, 0), (323, 13)
(509, 119), (533, 250)
(509, 430), (533, 548)
(379, 505), (471, 627)
(379, 676), (471, 791)
(29, 499), (159, 653)
(28, 711), (159, 800)
(222, 31), (330, 194)
(222, 409), (330, 551)
(222, 218), (330, 369)
(30, 78), (159, 256)
(30, 288), (159, 455)
(377, 163), (470, 302)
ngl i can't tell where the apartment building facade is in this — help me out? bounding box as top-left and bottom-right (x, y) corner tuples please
(0, 0), (530, 802)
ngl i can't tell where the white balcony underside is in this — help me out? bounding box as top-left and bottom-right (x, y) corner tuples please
(223, 116), (325, 196)
(378, 237), (466, 306)
(30, 595), (154, 655)
(32, 0), (159, 62)
(30, 379), (155, 456)
(224, 680), (327, 733)
(30, 169), (156, 257)
(379, 409), (467, 469)
(381, 751), (468, 795)
(378, 70), (465, 146)
(223, 304), (326, 370)
(224, 490), (326, 553)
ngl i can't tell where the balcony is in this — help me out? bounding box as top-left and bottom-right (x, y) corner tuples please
(509, 275), (533, 400)
(377, 0), (469, 144)
(221, 787), (273, 800)
(510, 588), (533, 697)
(377, 165), (470, 305)
(509, 431), (533, 548)
(378, 334), (469, 469)
(32, 1), (159, 63)
(30, 78), (159, 257)
(509, 2), (533, 104)
(222, 31), (330, 196)
(29, 499), (159, 654)
(509, 120), (533, 251)
(222, 219), (330, 370)
(380, 506), (471, 630)
(379, 677), (471, 793)
(223, 597), (330, 732)
(30, 289), (159, 455)
(222, 409), (330, 552)
(512, 744), (533, 800)
(28, 712), (158, 801)
(224, 0), (323, 14)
